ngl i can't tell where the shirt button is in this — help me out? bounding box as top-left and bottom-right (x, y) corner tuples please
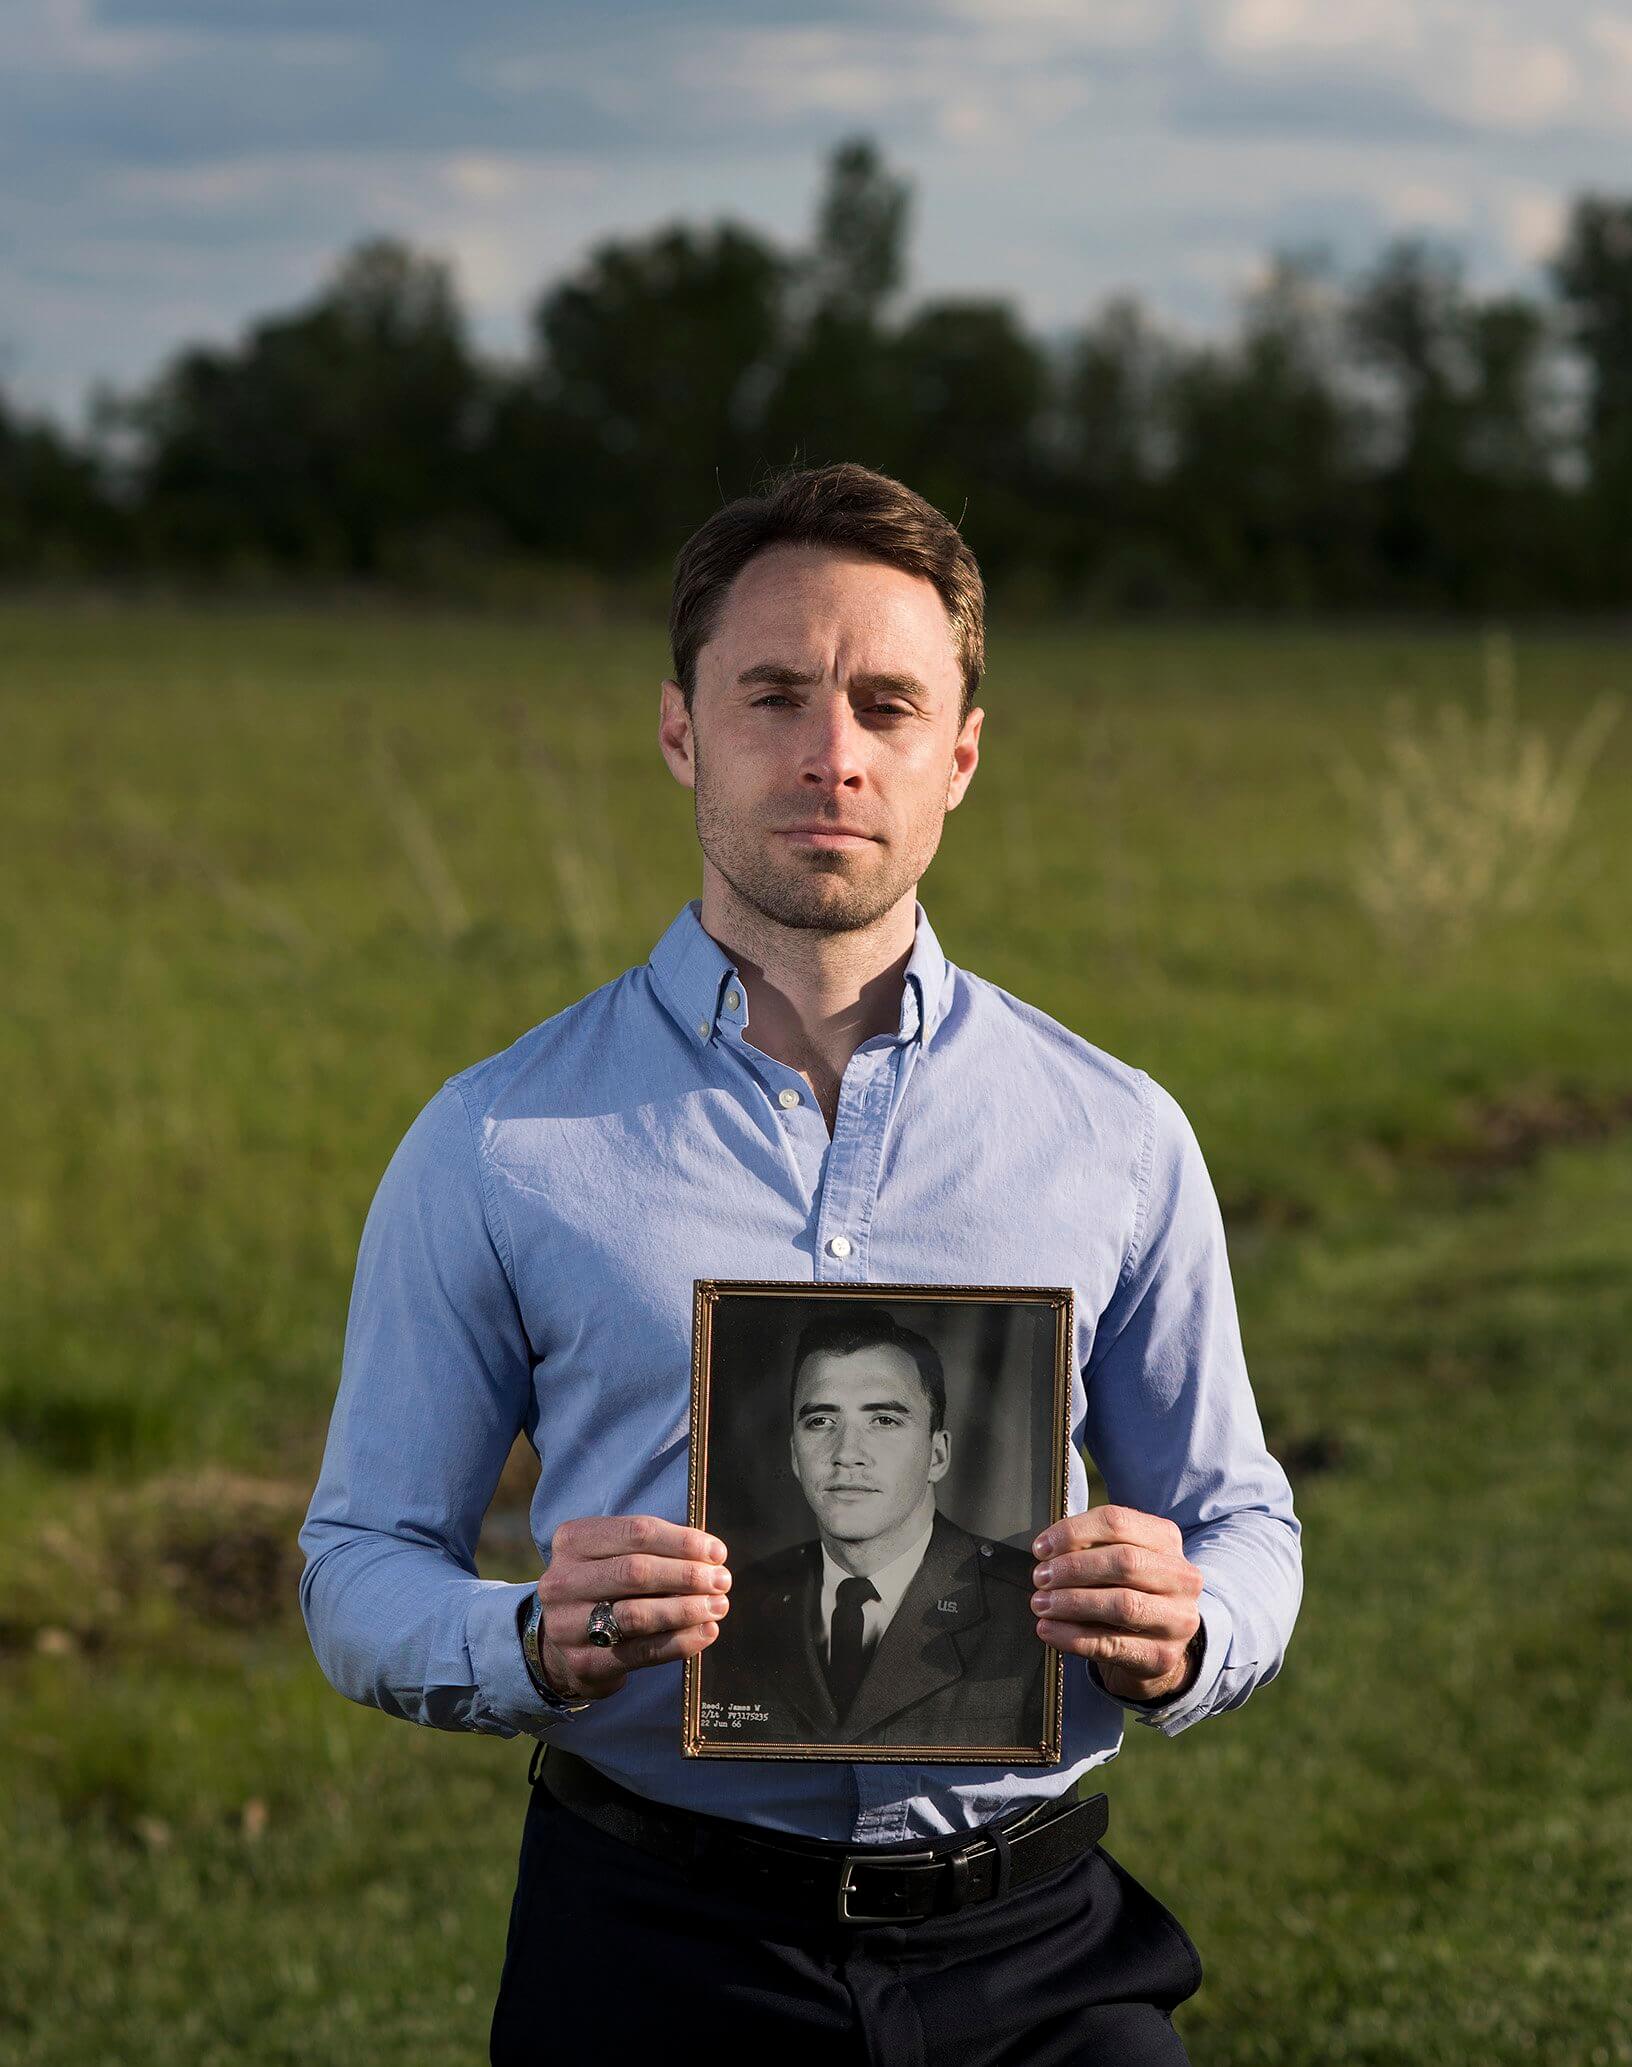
(777, 1088), (801, 1110)
(827, 1235), (853, 1259)
(725, 988), (742, 1013)
(697, 1019), (710, 1038)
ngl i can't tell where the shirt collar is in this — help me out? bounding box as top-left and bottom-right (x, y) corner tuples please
(647, 899), (951, 1052)
(819, 1512), (936, 1628)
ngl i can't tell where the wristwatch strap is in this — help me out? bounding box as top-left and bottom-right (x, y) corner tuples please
(518, 1590), (592, 1721)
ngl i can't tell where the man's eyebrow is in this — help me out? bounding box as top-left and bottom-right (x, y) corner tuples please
(796, 1397), (917, 1417)
(736, 663), (932, 699)
(738, 662), (818, 686)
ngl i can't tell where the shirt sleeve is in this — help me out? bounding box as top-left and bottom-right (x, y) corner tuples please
(1081, 1072), (1303, 1737)
(298, 1078), (559, 1739)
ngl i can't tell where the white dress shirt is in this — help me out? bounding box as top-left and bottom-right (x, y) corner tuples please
(817, 1515), (937, 1663)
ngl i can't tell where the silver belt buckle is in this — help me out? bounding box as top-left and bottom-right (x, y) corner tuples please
(835, 1847), (937, 1924)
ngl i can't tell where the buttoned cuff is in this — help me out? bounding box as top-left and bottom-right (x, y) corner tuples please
(464, 1578), (573, 1739)
(1088, 1590), (1234, 1738)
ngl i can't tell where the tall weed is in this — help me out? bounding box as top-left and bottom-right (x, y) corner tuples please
(1334, 630), (1620, 954)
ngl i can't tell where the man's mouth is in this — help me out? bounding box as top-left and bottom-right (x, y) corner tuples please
(824, 1483), (880, 1495)
(776, 826), (877, 848)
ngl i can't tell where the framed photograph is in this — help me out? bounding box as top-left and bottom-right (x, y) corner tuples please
(682, 1281), (1073, 1764)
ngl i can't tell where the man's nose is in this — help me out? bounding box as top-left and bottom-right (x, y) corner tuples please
(799, 698), (867, 792)
(833, 1419), (873, 1465)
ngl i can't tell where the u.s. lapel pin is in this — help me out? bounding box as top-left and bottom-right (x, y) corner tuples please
(936, 1596), (959, 1613)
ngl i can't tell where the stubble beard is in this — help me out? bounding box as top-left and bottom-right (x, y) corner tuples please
(692, 751), (942, 937)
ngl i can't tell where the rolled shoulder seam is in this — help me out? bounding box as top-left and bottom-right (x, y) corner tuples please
(444, 1072), (520, 1294)
(1117, 1068), (1159, 1295)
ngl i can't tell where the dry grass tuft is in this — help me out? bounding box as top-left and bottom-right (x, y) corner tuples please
(1334, 629), (1621, 954)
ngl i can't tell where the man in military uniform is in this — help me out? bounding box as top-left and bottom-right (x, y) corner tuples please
(708, 1304), (1044, 1748)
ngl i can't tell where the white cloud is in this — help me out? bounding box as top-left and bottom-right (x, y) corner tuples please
(115, 158), (311, 211)
(439, 226), (534, 311)
(682, 27), (924, 118)
(0, 0), (200, 76)
(1216, 0), (1421, 60)
(938, 0), (1173, 43)
(1178, 240), (1265, 295)
(1382, 181), (1472, 231)
(443, 155), (526, 204)
(1434, 35), (1578, 130)
(1502, 187), (1567, 263)
(935, 100), (996, 141)
(0, 0), (360, 77)
(674, 15), (1111, 142)
(1587, 10), (1632, 116)
(1590, 10), (1632, 67)
(1201, 0), (1632, 138)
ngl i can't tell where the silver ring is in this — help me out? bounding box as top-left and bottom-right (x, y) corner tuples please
(585, 1600), (623, 1648)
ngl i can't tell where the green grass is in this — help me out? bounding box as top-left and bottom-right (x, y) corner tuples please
(2, 604), (1630, 2065)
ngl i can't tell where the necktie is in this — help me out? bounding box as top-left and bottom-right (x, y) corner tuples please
(826, 1574), (880, 1717)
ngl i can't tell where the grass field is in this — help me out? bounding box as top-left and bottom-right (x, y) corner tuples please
(2, 602), (1629, 2066)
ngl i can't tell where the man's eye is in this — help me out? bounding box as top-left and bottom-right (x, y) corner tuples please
(752, 693), (796, 707)
(871, 1414), (904, 1427)
(870, 705), (911, 718)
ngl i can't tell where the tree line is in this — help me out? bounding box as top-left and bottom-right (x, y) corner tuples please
(3, 140), (1630, 611)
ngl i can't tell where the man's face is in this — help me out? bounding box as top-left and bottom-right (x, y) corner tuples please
(789, 1345), (951, 1549)
(659, 545), (983, 933)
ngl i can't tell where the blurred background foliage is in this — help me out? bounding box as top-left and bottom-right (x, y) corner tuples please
(3, 137), (1632, 612)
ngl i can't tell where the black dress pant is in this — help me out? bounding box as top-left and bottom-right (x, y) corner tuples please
(489, 1771), (1202, 2067)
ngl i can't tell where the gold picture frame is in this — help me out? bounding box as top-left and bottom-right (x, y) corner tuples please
(682, 1280), (1073, 1764)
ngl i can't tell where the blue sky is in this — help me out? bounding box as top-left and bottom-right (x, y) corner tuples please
(4, 0), (1631, 423)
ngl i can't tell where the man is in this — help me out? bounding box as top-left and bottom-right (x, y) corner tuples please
(299, 462), (1301, 2065)
(705, 1305), (1045, 1749)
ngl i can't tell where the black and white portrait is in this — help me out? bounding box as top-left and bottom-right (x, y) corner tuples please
(683, 1283), (1072, 1763)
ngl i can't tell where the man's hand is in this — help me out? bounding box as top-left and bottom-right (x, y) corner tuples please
(534, 1515), (732, 1703)
(1030, 1504), (1202, 1704)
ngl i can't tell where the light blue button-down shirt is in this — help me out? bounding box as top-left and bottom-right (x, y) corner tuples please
(299, 901), (1301, 1843)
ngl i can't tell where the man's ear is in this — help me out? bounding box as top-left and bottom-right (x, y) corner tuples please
(928, 1427), (951, 1484)
(658, 678), (696, 791)
(945, 706), (983, 811)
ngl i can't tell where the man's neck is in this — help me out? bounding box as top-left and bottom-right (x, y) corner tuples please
(698, 872), (917, 1128)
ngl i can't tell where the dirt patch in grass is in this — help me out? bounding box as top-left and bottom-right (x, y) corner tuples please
(6, 1470), (312, 1648)
(1434, 1084), (1632, 1179)
(1259, 1416), (1348, 1481)
(158, 1520), (297, 1629)
(1276, 1428), (1348, 1479)
(150, 1471), (310, 1630)
(1219, 1187), (1317, 1232)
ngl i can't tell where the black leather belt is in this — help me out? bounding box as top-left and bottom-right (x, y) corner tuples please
(534, 1744), (1109, 1926)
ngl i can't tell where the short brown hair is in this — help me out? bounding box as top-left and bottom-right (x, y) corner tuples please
(668, 463), (985, 719)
